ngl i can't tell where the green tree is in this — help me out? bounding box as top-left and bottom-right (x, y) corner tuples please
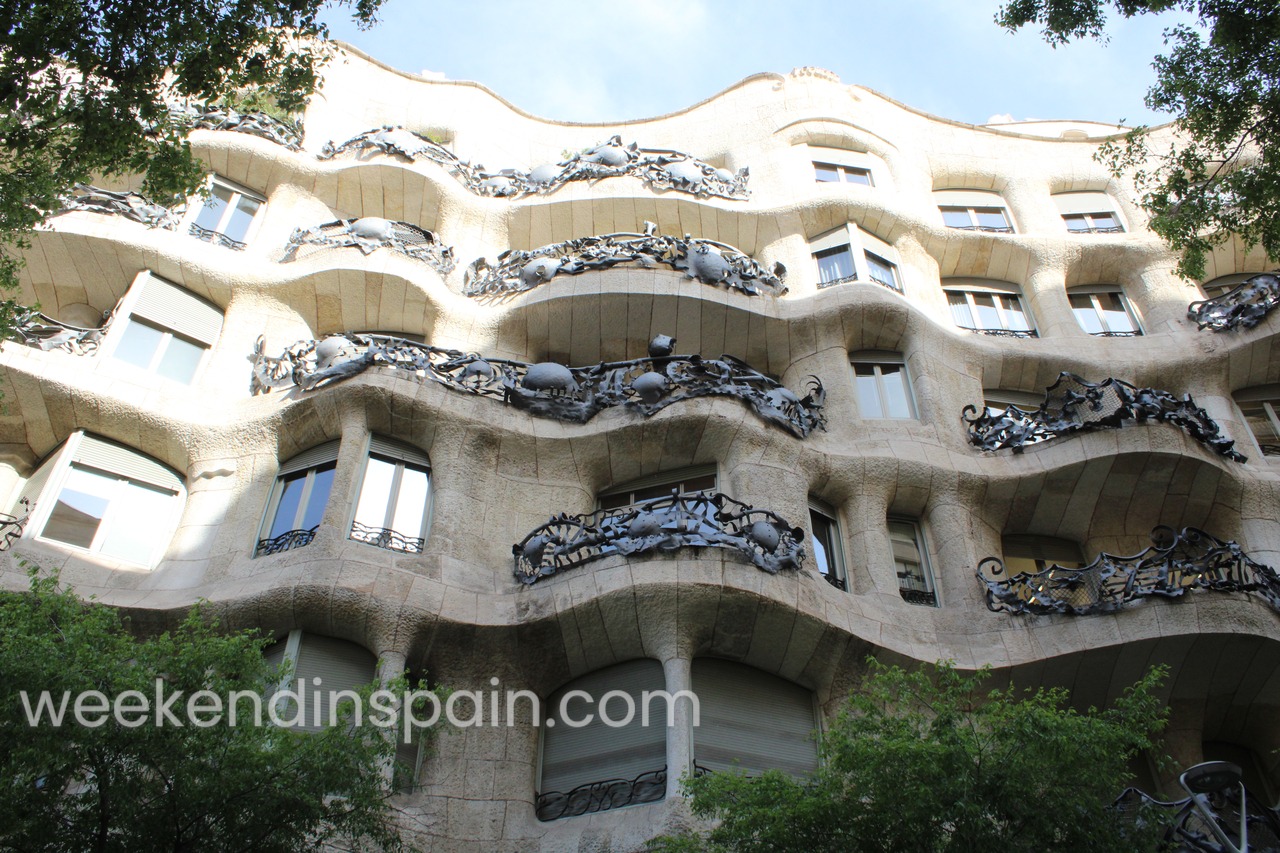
(995, 1), (1280, 280)
(0, 0), (385, 329)
(0, 570), (427, 852)
(650, 659), (1169, 853)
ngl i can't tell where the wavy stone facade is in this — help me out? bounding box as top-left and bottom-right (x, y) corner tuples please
(4, 46), (1280, 851)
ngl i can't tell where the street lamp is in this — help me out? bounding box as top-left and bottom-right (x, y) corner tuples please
(1180, 761), (1248, 853)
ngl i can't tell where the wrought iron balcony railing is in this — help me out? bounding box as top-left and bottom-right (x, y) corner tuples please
(8, 307), (113, 355)
(513, 491), (805, 584)
(254, 527), (318, 557)
(535, 766), (665, 822)
(1188, 272), (1280, 332)
(250, 333), (826, 438)
(963, 372), (1245, 462)
(0, 498), (31, 552)
(176, 103), (303, 151)
(321, 128), (749, 200)
(349, 521), (424, 554)
(285, 218), (455, 275)
(816, 272), (860, 290)
(188, 222), (247, 251)
(947, 224), (1015, 234)
(1090, 329), (1143, 338)
(962, 327), (1038, 339)
(1115, 786), (1280, 852)
(977, 526), (1280, 616)
(464, 222), (784, 298)
(1067, 225), (1126, 234)
(55, 185), (178, 230)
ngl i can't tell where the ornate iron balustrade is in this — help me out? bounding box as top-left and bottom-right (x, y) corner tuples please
(964, 327), (1038, 339)
(0, 498), (31, 551)
(1115, 786), (1280, 852)
(1068, 225), (1126, 234)
(55, 185), (179, 230)
(321, 128), (749, 200)
(188, 222), (247, 251)
(977, 526), (1280, 616)
(250, 333), (826, 438)
(285, 218), (455, 275)
(948, 224), (1015, 234)
(535, 767), (665, 822)
(349, 521), (424, 554)
(1089, 329), (1143, 338)
(8, 307), (114, 355)
(513, 491), (805, 584)
(962, 372), (1246, 462)
(816, 272), (859, 290)
(254, 527), (317, 557)
(464, 222), (783, 298)
(177, 104), (303, 151)
(899, 587), (938, 607)
(1188, 272), (1280, 332)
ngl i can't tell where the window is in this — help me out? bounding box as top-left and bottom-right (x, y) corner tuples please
(1202, 273), (1259, 299)
(102, 273), (224, 384)
(851, 352), (916, 419)
(981, 389), (1049, 445)
(814, 161), (872, 186)
(864, 251), (900, 292)
(1001, 535), (1085, 575)
(1068, 286), (1142, 337)
(538, 659), (667, 821)
(188, 175), (265, 250)
(944, 280), (1036, 337)
(257, 442), (339, 556)
(1052, 191), (1124, 233)
(350, 437), (432, 553)
(1235, 386), (1280, 457)
(21, 433), (185, 567)
(809, 225), (904, 293)
(692, 658), (818, 777)
(598, 465), (717, 511)
(889, 519), (936, 606)
(809, 499), (846, 591)
(814, 245), (856, 285)
(934, 190), (1014, 233)
(263, 630), (377, 731)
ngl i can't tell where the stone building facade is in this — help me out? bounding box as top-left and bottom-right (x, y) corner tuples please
(3, 46), (1279, 851)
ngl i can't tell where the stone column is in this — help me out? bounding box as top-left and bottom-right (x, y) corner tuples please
(663, 655), (694, 800)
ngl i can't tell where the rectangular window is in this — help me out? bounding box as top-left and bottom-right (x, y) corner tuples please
(1062, 212), (1124, 233)
(351, 440), (432, 554)
(105, 275), (225, 384)
(599, 468), (717, 511)
(258, 442), (340, 556)
(1069, 290), (1142, 336)
(189, 176), (265, 250)
(939, 205), (1012, 233)
(946, 289), (1035, 336)
(814, 161), (872, 186)
(1237, 396), (1280, 457)
(814, 245), (856, 286)
(852, 357), (916, 419)
(864, 252), (900, 292)
(809, 501), (846, 591)
(889, 519), (936, 606)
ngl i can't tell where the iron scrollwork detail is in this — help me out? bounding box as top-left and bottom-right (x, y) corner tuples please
(254, 527), (317, 557)
(56, 185), (179, 230)
(962, 372), (1245, 462)
(535, 767), (666, 822)
(1115, 786), (1280, 852)
(464, 222), (784, 298)
(8, 306), (115, 355)
(977, 526), (1280, 616)
(320, 128), (749, 200)
(284, 217), (455, 275)
(513, 491), (806, 584)
(1188, 272), (1280, 332)
(178, 104), (303, 151)
(0, 498), (31, 551)
(249, 333), (826, 438)
(349, 521), (424, 554)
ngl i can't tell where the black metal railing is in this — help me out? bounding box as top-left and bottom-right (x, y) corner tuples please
(899, 586), (938, 607)
(1090, 329), (1142, 338)
(1188, 272), (1280, 333)
(1068, 225), (1125, 234)
(822, 571), (847, 591)
(965, 327), (1038, 338)
(254, 527), (317, 557)
(285, 219), (454, 274)
(1115, 786), (1280, 851)
(817, 272), (859, 289)
(349, 522), (424, 554)
(977, 526), (1280, 617)
(189, 222), (247, 251)
(0, 498), (31, 551)
(535, 767), (666, 822)
(947, 224), (1015, 234)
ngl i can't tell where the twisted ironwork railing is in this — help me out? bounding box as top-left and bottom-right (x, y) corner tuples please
(513, 491), (805, 584)
(55, 185), (179, 230)
(535, 767), (666, 822)
(1188, 272), (1280, 333)
(321, 128), (748, 200)
(964, 327), (1038, 338)
(285, 218), (454, 275)
(816, 272), (859, 290)
(0, 498), (31, 551)
(1115, 786), (1280, 852)
(250, 333), (826, 438)
(8, 307), (114, 355)
(178, 104), (303, 151)
(977, 526), (1280, 616)
(962, 372), (1245, 462)
(349, 521), (424, 554)
(189, 222), (247, 251)
(254, 527), (317, 557)
(463, 222), (784, 298)
(948, 224), (1015, 234)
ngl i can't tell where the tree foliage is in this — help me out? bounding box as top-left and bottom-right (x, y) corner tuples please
(0, 570), (419, 852)
(0, 0), (385, 319)
(996, 0), (1280, 280)
(650, 659), (1169, 853)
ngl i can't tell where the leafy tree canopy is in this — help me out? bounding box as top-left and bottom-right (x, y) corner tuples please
(0, 0), (384, 308)
(0, 570), (421, 852)
(996, 0), (1280, 280)
(649, 659), (1169, 853)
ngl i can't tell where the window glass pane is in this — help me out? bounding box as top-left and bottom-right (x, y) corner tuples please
(940, 208), (973, 228)
(193, 184), (233, 232)
(390, 464), (431, 538)
(1063, 215), (1091, 232)
(853, 364), (884, 418)
(223, 194), (261, 242)
(1069, 294), (1106, 334)
(270, 471), (309, 538)
(814, 246), (854, 283)
(112, 319), (166, 371)
(42, 466), (114, 548)
(879, 365), (914, 419)
(865, 253), (897, 289)
(844, 168), (872, 186)
(683, 473), (717, 493)
(354, 457), (398, 529)
(154, 334), (206, 384)
(971, 293), (1002, 330)
(98, 481), (175, 563)
(947, 292), (974, 328)
(974, 207), (1010, 230)
(1002, 295), (1032, 331)
(810, 510), (835, 579)
(1090, 212), (1119, 231)
(813, 163), (840, 182)
(300, 464), (336, 531)
(1098, 292), (1136, 332)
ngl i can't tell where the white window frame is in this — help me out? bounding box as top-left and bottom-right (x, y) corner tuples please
(805, 144), (879, 188)
(933, 190), (1015, 233)
(888, 517), (937, 606)
(185, 174), (266, 250)
(20, 432), (185, 569)
(813, 161), (873, 186)
(1052, 191), (1125, 234)
(850, 351), (917, 420)
(809, 224), (904, 293)
(809, 498), (847, 591)
(348, 435), (433, 553)
(1067, 285), (1143, 337)
(944, 279), (1037, 337)
(96, 271), (224, 385)
(257, 442), (339, 556)
(598, 464), (718, 510)
(1235, 385), (1280, 459)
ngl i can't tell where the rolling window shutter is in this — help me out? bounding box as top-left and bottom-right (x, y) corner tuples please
(809, 226), (852, 254)
(602, 465), (717, 498)
(278, 441), (341, 476)
(540, 659), (667, 794)
(291, 634), (377, 731)
(1052, 191), (1115, 216)
(131, 276), (224, 345)
(934, 189), (1007, 209)
(73, 434), (182, 492)
(369, 436), (431, 468)
(1002, 535), (1084, 565)
(692, 658), (818, 777)
(807, 145), (870, 168)
(857, 227), (899, 263)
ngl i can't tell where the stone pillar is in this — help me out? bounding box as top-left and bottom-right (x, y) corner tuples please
(663, 655), (694, 800)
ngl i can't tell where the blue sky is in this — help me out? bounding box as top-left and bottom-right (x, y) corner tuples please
(323, 1), (1197, 127)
